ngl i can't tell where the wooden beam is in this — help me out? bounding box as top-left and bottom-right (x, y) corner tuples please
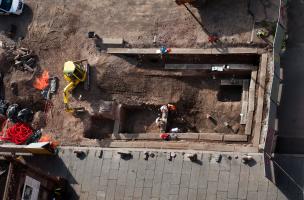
(107, 47), (261, 55)
(240, 80), (249, 125)
(165, 64), (257, 70)
(245, 70), (257, 135)
(253, 54), (267, 146)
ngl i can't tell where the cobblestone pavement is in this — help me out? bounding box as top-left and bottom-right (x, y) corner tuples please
(25, 147), (290, 200)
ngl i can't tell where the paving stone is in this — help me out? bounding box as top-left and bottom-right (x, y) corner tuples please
(164, 160), (174, 173)
(135, 179), (144, 187)
(169, 184), (180, 195)
(106, 179), (117, 200)
(257, 191), (267, 200)
(80, 191), (89, 200)
(160, 182), (170, 200)
(206, 193), (217, 200)
(133, 187), (143, 199)
(117, 172), (128, 186)
(198, 157), (209, 189)
(153, 172), (163, 184)
(171, 160), (183, 173)
(99, 177), (108, 191)
(227, 157), (241, 199)
(97, 190), (106, 200)
(182, 160), (192, 174)
(266, 181), (278, 200)
(179, 172), (191, 188)
(247, 191), (258, 200)
(114, 185), (125, 200)
(208, 170), (219, 182)
(75, 155), (88, 184)
(111, 159), (120, 170)
(103, 151), (113, 159)
(276, 189), (288, 200)
(93, 157), (104, 177)
(146, 158), (156, 170)
(124, 184), (135, 198)
(90, 176), (100, 193)
(162, 173), (172, 184)
(178, 187), (188, 200)
(188, 188), (198, 200)
(171, 173), (181, 184)
(238, 164), (250, 199)
(207, 181), (218, 195)
(216, 191), (227, 200)
(189, 163), (200, 189)
(197, 188), (207, 200)
(144, 178), (153, 188)
(131, 151), (140, 160)
(128, 160), (138, 172)
(109, 169), (119, 180)
(144, 169), (155, 179)
(209, 155), (221, 171)
(151, 182), (162, 197)
(220, 156), (231, 171)
(169, 194), (178, 200)
(218, 171), (229, 191)
(142, 187), (152, 200)
(136, 169), (146, 180)
(248, 165), (259, 192)
(102, 158), (112, 170)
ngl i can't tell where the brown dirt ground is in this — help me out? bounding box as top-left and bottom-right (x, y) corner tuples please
(0, 0), (279, 144)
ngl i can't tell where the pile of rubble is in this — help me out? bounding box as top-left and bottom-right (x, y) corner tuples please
(12, 47), (36, 72)
(0, 41), (36, 72)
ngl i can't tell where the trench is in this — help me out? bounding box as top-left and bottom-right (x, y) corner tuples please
(83, 53), (261, 140)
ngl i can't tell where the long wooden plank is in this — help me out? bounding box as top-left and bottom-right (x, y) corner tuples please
(240, 80), (249, 124)
(248, 71), (257, 112)
(245, 70), (257, 135)
(165, 64), (257, 70)
(253, 54), (268, 146)
(107, 47), (260, 55)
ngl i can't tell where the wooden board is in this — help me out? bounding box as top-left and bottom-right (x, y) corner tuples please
(107, 47), (261, 55)
(253, 54), (267, 146)
(165, 64), (257, 70)
(245, 70), (257, 135)
(240, 80), (249, 124)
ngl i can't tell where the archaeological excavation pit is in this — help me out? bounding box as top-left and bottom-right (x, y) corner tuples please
(83, 50), (261, 143)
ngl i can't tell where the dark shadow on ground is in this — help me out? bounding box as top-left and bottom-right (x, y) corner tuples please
(189, 0), (277, 36)
(265, 154), (304, 200)
(24, 155), (79, 199)
(0, 4), (33, 40)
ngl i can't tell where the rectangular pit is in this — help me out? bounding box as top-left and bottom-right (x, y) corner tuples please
(92, 49), (262, 143)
